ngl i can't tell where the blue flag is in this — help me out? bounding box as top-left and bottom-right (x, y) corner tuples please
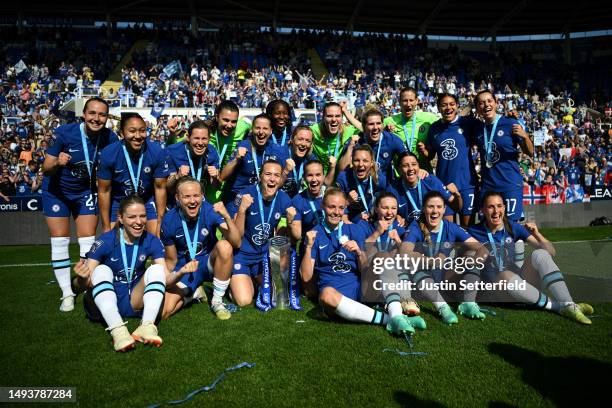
(150, 103), (165, 119)
(565, 185), (585, 203)
(163, 60), (182, 77)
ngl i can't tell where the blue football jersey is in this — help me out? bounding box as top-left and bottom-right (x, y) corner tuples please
(43, 123), (118, 196)
(344, 131), (406, 179)
(270, 127), (292, 147)
(97, 139), (170, 202)
(160, 203), (224, 268)
(310, 222), (367, 292)
(292, 189), (324, 238)
(387, 175), (452, 222)
(336, 168), (387, 222)
(87, 229), (165, 287)
(427, 116), (477, 191)
(473, 116), (523, 192)
(281, 153), (316, 198)
(226, 184), (292, 256)
(403, 219), (472, 257)
(227, 140), (289, 193)
(567, 166), (581, 185)
(166, 141), (220, 178)
(468, 221), (531, 271)
(362, 219), (407, 250)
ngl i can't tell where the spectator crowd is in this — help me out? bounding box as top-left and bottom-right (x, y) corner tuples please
(1, 24), (611, 202)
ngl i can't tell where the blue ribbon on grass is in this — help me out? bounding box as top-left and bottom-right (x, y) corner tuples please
(146, 362), (255, 408)
(382, 331), (428, 357)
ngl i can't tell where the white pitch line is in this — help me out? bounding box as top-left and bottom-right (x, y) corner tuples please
(0, 262), (76, 268)
(553, 239), (612, 244)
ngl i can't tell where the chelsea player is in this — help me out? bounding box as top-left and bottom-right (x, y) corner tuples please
(166, 120), (220, 204)
(401, 191), (481, 325)
(339, 108), (406, 181)
(467, 191), (593, 324)
(310, 102), (360, 174)
(266, 99), (294, 148)
(226, 159), (294, 306)
(300, 188), (416, 336)
(336, 145), (388, 222)
(160, 177), (241, 320)
(420, 93), (477, 226)
(73, 196), (170, 352)
(280, 126), (318, 198)
(473, 90), (534, 221)
(384, 88), (439, 171)
(220, 114), (289, 204)
(209, 100), (252, 169)
(42, 97), (118, 312)
(97, 113), (170, 236)
(387, 152), (461, 224)
(288, 160), (326, 250)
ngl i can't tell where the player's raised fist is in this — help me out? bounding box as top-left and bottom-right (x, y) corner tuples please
(285, 158), (296, 172)
(305, 230), (317, 247)
(207, 165), (219, 178)
(58, 152), (71, 166)
(239, 193), (254, 210)
(178, 165), (190, 176)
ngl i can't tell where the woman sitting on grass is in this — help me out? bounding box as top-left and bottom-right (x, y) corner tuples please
(74, 195), (192, 352)
(300, 187), (416, 336)
(400, 191), (481, 325)
(467, 191), (594, 325)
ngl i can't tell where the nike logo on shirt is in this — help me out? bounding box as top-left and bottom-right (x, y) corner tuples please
(176, 234), (184, 238)
(304, 210), (312, 214)
(114, 169), (124, 173)
(318, 244), (328, 249)
(250, 211), (259, 215)
(68, 148), (80, 153)
(110, 257), (119, 261)
(399, 203), (406, 207)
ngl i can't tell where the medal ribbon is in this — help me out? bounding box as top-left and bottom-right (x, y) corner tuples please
(486, 226), (505, 272)
(427, 220), (444, 257)
(79, 123), (100, 178)
(185, 144), (203, 180)
(122, 143), (143, 195)
(119, 227), (141, 295)
(483, 115), (500, 163)
(403, 114), (417, 152)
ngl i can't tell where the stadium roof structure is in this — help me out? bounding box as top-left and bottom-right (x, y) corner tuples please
(6, 0), (612, 38)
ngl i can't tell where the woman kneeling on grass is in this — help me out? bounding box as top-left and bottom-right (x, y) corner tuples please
(74, 195), (195, 352)
(467, 191), (594, 324)
(300, 187), (416, 336)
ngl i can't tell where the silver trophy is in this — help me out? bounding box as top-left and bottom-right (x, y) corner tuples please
(269, 235), (291, 309)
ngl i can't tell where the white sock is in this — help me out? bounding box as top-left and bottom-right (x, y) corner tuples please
(387, 301), (403, 319)
(91, 265), (123, 330)
(335, 296), (388, 325)
(78, 236), (95, 259)
(212, 277), (230, 305)
(51, 237), (73, 298)
(142, 264), (166, 324)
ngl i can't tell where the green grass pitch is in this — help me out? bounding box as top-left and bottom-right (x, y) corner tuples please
(1, 226), (611, 407)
